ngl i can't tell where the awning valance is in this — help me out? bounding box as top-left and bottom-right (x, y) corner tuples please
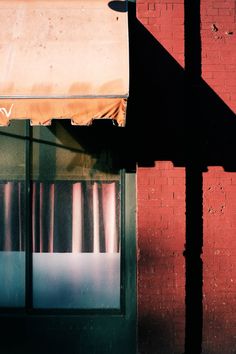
(0, 0), (129, 126)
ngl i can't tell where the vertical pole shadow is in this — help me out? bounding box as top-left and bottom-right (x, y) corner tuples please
(184, 0), (203, 353)
(185, 164), (203, 354)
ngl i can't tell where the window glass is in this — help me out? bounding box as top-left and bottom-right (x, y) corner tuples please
(0, 122), (26, 307)
(0, 121), (122, 309)
(32, 122), (121, 309)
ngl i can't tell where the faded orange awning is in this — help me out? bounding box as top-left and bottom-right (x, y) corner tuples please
(0, 0), (129, 126)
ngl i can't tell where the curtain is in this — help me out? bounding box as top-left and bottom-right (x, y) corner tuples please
(32, 181), (120, 253)
(0, 181), (120, 253)
(0, 182), (24, 251)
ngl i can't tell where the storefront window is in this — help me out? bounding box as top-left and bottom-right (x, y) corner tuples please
(0, 121), (122, 310)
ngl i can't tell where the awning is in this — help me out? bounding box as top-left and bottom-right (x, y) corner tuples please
(0, 0), (129, 126)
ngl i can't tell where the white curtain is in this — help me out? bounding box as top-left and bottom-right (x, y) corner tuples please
(0, 181), (120, 253)
(32, 181), (120, 253)
(0, 182), (24, 251)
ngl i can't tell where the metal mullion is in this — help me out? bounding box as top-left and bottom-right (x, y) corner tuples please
(25, 121), (33, 310)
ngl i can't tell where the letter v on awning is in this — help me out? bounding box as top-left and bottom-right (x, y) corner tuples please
(0, 0), (129, 126)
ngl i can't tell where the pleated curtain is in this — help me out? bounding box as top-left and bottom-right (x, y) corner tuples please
(0, 181), (120, 253)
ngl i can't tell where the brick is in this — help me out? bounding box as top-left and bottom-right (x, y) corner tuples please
(203, 64), (226, 71)
(161, 168), (185, 177)
(137, 3), (149, 12)
(213, 15), (235, 22)
(139, 17), (149, 25)
(172, 39), (184, 51)
(218, 8), (234, 16)
(172, 3), (183, 12)
(154, 160), (174, 169)
(225, 77), (236, 86)
(206, 8), (219, 15)
(202, 15), (214, 22)
(203, 71), (214, 79)
(173, 177), (185, 185)
(172, 17), (184, 24)
(174, 30), (184, 39)
(229, 93), (236, 101)
(213, 2), (235, 9)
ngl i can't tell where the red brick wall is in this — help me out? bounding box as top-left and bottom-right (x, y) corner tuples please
(203, 167), (236, 353)
(137, 0), (184, 67)
(137, 1), (186, 353)
(137, 162), (185, 354)
(136, 0), (236, 353)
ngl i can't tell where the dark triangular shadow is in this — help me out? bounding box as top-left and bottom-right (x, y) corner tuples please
(127, 3), (236, 170)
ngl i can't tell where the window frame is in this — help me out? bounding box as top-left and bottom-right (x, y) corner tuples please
(0, 121), (131, 316)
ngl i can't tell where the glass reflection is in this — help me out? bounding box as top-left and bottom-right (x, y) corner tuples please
(32, 181), (121, 309)
(0, 122), (26, 307)
(32, 124), (121, 309)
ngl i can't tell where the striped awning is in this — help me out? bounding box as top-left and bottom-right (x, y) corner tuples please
(0, 0), (129, 126)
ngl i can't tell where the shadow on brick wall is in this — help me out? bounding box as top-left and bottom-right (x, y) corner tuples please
(126, 2), (236, 354)
(126, 2), (236, 169)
